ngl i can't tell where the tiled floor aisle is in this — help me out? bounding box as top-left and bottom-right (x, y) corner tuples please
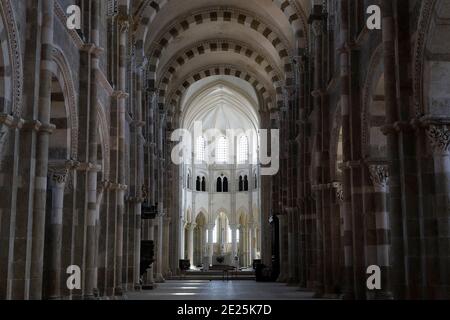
(126, 280), (316, 300)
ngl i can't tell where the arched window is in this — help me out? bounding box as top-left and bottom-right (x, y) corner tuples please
(196, 136), (206, 162)
(254, 174), (257, 189)
(244, 175), (249, 191)
(216, 136), (228, 163)
(196, 176), (201, 191)
(216, 177), (222, 192)
(237, 135), (249, 163)
(187, 174), (191, 189)
(223, 177), (229, 192)
(239, 176), (243, 192)
(201, 177), (206, 192)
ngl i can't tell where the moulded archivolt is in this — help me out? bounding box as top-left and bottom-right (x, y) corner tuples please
(0, 0), (23, 117)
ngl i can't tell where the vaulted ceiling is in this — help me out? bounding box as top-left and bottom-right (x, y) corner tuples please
(131, 0), (311, 119)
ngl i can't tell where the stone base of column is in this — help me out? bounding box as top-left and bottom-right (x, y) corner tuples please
(113, 287), (124, 297)
(286, 278), (300, 287)
(341, 291), (355, 300)
(155, 273), (165, 283)
(142, 283), (156, 290)
(313, 284), (324, 298)
(134, 283), (142, 291)
(83, 293), (98, 300)
(372, 290), (394, 300)
(277, 272), (288, 283)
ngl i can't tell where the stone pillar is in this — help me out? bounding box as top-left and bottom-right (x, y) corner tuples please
(248, 225), (254, 266)
(312, 186), (324, 296)
(163, 216), (171, 276)
(179, 220), (186, 261)
(144, 220), (155, 288)
(287, 209), (296, 285)
(187, 223), (195, 268)
(380, 0), (405, 299)
(253, 228), (258, 259)
(46, 167), (68, 299)
(310, 7), (325, 297)
(84, 0), (102, 300)
(368, 164), (393, 299)
(155, 215), (166, 282)
(332, 182), (345, 293)
(426, 125), (450, 297)
(29, 0), (55, 300)
(277, 215), (288, 282)
(231, 225), (238, 267)
(207, 226), (214, 266)
(113, 12), (130, 297)
(338, 0), (355, 300)
(134, 202), (142, 290)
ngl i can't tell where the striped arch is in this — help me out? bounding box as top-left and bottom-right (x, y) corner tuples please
(134, 0), (169, 51)
(156, 39), (284, 107)
(271, 0), (309, 52)
(145, 7), (295, 88)
(0, 0), (23, 116)
(165, 64), (281, 113)
(50, 47), (79, 160)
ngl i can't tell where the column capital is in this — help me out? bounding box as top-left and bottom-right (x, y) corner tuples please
(48, 167), (69, 185)
(332, 182), (344, 203)
(368, 164), (389, 192)
(426, 125), (450, 156)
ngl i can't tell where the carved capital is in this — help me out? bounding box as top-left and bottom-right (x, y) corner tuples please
(311, 20), (323, 37)
(369, 165), (389, 192)
(427, 125), (450, 156)
(49, 167), (69, 185)
(332, 182), (344, 203)
(117, 15), (130, 33)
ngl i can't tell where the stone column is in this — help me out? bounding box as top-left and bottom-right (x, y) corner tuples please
(113, 13), (130, 297)
(248, 225), (254, 266)
(134, 201), (142, 290)
(84, 0), (102, 300)
(179, 220), (186, 261)
(277, 215), (288, 282)
(312, 185), (324, 296)
(426, 125), (450, 297)
(287, 209), (296, 285)
(46, 167), (68, 299)
(368, 164), (393, 299)
(338, 0), (355, 300)
(332, 182), (345, 293)
(155, 214), (166, 282)
(29, 0), (55, 300)
(310, 8), (326, 297)
(207, 226), (214, 266)
(187, 223), (195, 268)
(163, 216), (171, 276)
(143, 220), (155, 289)
(380, 0), (405, 299)
(231, 225), (238, 267)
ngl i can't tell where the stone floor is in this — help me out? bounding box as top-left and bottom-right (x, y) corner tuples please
(126, 280), (317, 300)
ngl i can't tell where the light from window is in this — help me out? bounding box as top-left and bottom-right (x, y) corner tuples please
(216, 136), (228, 163)
(237, 135), (249, 163)
(227, 226), (232, 243)
(196, 136), (206, 162)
